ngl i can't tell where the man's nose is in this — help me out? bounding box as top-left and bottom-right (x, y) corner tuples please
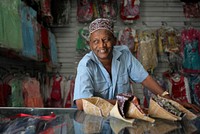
(99, 39), (106, 47)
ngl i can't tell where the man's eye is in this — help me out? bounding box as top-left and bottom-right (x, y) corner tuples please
(103, 38), (111, 43)
(103, 39), (108, 42)
(93, 40), (99, 45)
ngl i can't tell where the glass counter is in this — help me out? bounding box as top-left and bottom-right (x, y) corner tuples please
(0, 107), (200, 134)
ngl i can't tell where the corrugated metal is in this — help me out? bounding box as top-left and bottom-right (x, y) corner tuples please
(51, 0), (200, 76)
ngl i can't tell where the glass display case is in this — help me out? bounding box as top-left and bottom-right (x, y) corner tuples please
(0, 107), (200, 134)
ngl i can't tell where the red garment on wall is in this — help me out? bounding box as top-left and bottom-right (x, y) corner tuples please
(51, 76), (62, 101)
(0, 84), (11, 107)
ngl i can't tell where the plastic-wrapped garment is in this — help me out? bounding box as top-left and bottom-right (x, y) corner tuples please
(77, 0), (93, 23)
(157, 26), (181, 55)
(188, 75), (200, 106)
(183, 3), (200, 18)
(0, 0), (23, 51)
(120, 0), (140, 23)
(48, 31), (58, 65)
(98, 0), (118, 21)
(183, 40), (200, 73)
(22, 77), (44, 107)
(21, 2), (38, 60)
(76, 27), (90, 54)
(117, 27), (136, 54)
(137, 30), (158, 71)
(181, 28), (200, 73)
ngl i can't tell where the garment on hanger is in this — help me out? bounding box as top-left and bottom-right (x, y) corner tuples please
(77, 0), (93, 23)
(76, 27), (90, 54)
(137, 29), (158, 71)
(163, 71), (191, 103)
(98, 0), (118, 21)
(22, 77), (44, 107)
(8, 77), (24, 107)
(117, 27), (136, 53)
(188, 75), (200, 106)
(120, 0), (140, 23)
(157, 25), (180, 55)
(183, 2), (200, 18)
(181, 28), (200, 73)
(0, 83), (11, 107)
(50, 75), (63, 107)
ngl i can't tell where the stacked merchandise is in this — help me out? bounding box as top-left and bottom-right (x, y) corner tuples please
(0, 0), (23, 51)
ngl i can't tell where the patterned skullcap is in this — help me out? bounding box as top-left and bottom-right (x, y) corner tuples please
(89, 18), (114, 34)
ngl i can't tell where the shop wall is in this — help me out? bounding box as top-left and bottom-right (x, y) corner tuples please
(51, 0), (200, 101)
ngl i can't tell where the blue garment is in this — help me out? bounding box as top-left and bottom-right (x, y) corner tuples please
(183, 39), (200, 72)
(73, 45), (148, 101)
(21, 2), (37, 59)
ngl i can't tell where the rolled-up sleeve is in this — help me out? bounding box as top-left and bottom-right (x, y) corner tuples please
(73, 64), (94, 101)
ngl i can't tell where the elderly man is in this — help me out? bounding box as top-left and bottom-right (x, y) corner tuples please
(73, 18), (200, 112)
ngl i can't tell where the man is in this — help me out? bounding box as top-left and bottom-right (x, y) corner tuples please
(73, 18), (200, 112)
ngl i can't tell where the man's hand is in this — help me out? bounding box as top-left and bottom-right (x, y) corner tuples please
(179, 102), (200, 113)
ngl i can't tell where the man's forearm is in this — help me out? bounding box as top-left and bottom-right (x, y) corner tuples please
(141, 75), (166, 96)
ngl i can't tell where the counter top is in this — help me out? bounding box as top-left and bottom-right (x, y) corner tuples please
(0, 107), (200, 134)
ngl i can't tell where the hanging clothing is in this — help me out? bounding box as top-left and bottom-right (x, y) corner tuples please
(22, 77), (44, 107)
(164, 72), (191, 103)
(8, 78), (24, 107)
(120, 0), (140, 23)
(77, 0), (93, 23)
(0, 83), (11, 107)
(50, 76), (63, 107)
(183, 2), (200, 18)
(188, 75), (200, 106)
(181, 28), (200, 73)
(117, 27), (136, 53)
(137, 29), (158, 71)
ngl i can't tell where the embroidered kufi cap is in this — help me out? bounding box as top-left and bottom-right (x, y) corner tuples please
(89, 18), (114, 34)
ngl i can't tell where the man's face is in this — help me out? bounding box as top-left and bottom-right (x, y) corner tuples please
(89, 29), (116, 61)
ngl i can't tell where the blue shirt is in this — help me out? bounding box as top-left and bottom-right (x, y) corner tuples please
(73, 45), (148, 101)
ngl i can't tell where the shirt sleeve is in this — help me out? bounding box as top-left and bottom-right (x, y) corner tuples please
(128, 51), (149, 83)
(73, 64), (94, 101)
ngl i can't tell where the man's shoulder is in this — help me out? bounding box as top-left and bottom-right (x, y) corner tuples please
(113, 45), (131, 56)
(78, 52), (94, 66)
(114, 45), (130, 52)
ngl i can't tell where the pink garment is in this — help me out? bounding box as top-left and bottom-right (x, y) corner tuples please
(23, 77), (44, 107)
